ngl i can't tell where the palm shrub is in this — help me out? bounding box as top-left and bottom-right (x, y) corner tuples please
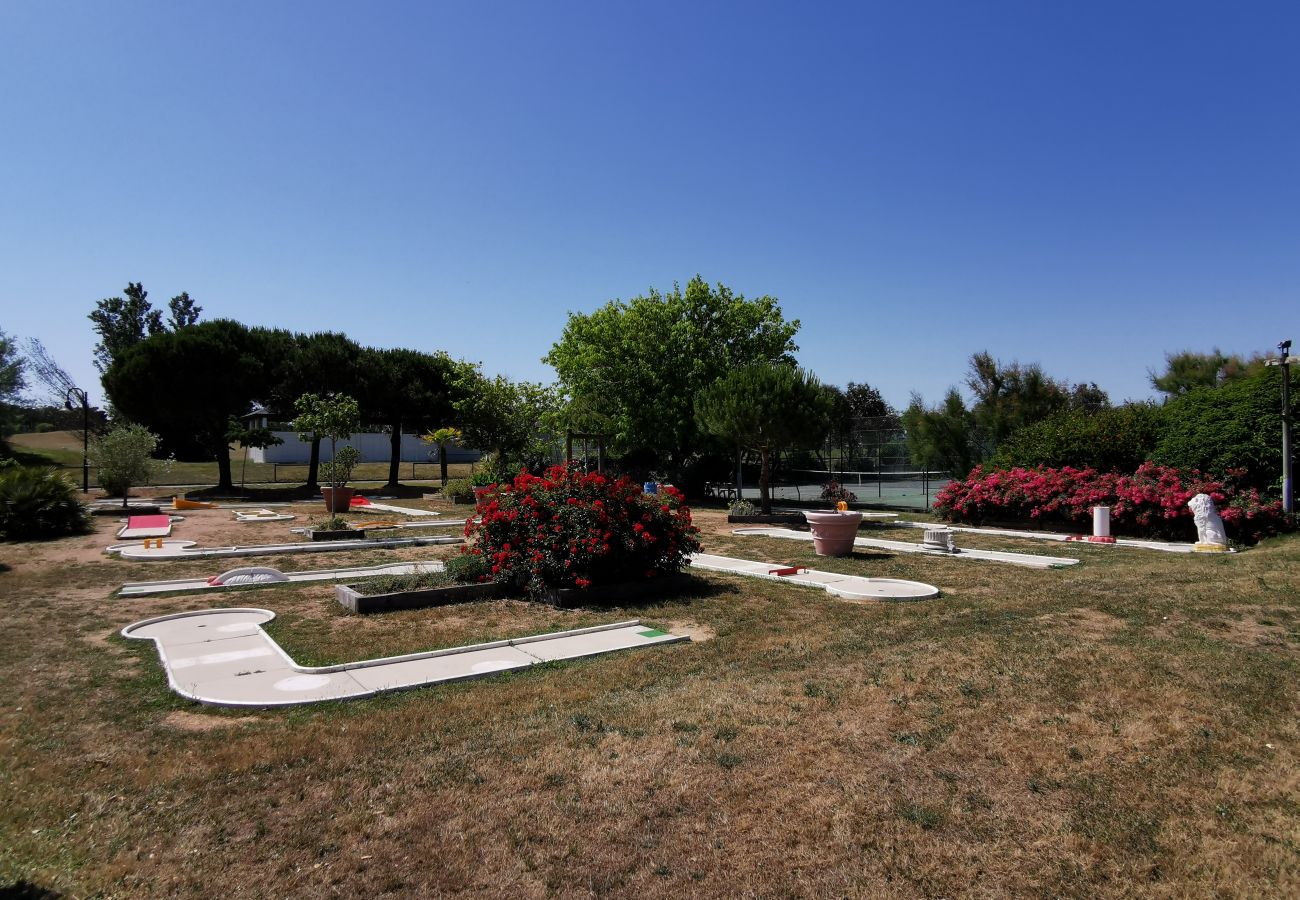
(0, 465), (92, 541)
(461, 464), (700, 600)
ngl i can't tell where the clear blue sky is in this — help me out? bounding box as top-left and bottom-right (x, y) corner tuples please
(2, 0), (1296, 410)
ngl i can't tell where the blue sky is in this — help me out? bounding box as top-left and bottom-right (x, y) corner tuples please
(2, 0), (1296, 410)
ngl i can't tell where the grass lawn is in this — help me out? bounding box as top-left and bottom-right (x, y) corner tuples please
(1, 504), (1297, 897)
(5, 431), (476, 488)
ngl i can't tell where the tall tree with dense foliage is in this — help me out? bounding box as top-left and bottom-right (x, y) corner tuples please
(89, 283), (202, 379)
(358, 348), (461, 489)
(102, 320), (269, 491)
(453, 367), (558, 478)
(545, 276), (800, 476)
(696, 364), (833, 513)
(263, 331), (363, 490)
(902, 388), (981, 477)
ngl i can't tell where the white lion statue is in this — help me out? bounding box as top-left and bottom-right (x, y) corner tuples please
(1188, 493), (1228, 549)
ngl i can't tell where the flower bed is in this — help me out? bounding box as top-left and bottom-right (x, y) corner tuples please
(459, 465), (701, 601)
(934, 463), (1288, 543)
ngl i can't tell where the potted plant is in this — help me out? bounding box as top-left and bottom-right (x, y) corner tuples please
(292, 392), (362, 513)
(803, 504), (864, 556)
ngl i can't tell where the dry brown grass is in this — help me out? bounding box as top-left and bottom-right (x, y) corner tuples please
(1, 506), (1297, 897)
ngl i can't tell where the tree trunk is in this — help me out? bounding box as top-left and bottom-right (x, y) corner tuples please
(386, 420), (402, 488)
(306, 437), (321, 492)
(216, 445), (234, 492)
(759, 448), (772, 514)
(439, 444), (449, 485)
(735, 446), (743, 499)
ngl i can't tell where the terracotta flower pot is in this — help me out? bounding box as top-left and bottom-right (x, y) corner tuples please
(321, 486), (355, 514)
(803, 510), (864, 556)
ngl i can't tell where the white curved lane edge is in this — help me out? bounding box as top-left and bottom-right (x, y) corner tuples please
(122, 609), (686, 708)
(688, 552), (939, 600)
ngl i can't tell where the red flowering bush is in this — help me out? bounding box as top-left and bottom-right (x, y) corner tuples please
(934, 463), (1288, 543)
(460, 465), (701, 599)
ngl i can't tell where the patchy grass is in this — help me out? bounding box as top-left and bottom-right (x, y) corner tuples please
(0, 508), (1297, 896)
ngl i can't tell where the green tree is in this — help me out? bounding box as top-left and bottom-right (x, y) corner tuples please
(291, 392), (361, 491)
(89, 282), (163, 376)
(545, 276), (800, 476)
(261, 330), (362, 491)
(0, 329), (25, 439)
(696, 364), (833, 513)
(1152, 367), (1299, 490)
(167, 292), (203, 330)
(991, 402), (1164, 472)
(90, 424), (167, 508)
(453, 368), (558, 478)
(102, 320), (270, 491)
(226, 416), (283, 489)
(902, 389), (980, 477)
(422, 426), (462, 486)
(965, 351), (1073, 449)
(357, 348), (460, 489)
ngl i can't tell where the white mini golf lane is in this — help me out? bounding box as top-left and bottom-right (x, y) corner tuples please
(123, 610), (685, 707)
(688, 552), (939, 600)
(105, 534), (461, 560)
(119, 560), (449, 597)
(734, 527), (1080, 569)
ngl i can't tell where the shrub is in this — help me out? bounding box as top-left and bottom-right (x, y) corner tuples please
(1152, 368), (1298, 490)
(934, 463), (1288, 543)
(444, 551), (487, 584)
(0, 466), (92, 541)
(91, 424), (169, 505)
(820, 481), (858, 503)
(728, 498), (760, 516)
(992, 403), (1164, 473)
(354, 571), (453, 596)
(463, 464), (701, 599)
(440, 477), (475, 503)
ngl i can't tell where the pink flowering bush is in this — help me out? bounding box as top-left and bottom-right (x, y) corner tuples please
(934, 463), (1288, 543)
(460, 464), (701, 599)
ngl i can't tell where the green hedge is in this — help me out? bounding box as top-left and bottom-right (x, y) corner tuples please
(1152, 368), (1297, 491)
(991, 403), (1164, 473)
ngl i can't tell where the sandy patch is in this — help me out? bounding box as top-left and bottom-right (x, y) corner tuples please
(162, 710), (264, 732)
(1034, 608), (1126, 640)
(668, 621), (716, 642)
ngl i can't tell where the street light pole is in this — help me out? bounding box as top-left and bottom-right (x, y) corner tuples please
(64, 387), (89, 494)
(1266, 340), (1293, 516)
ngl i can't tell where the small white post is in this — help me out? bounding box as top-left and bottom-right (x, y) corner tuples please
(1092, 506), (1110, 539)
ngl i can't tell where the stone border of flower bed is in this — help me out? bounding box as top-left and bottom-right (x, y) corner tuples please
(335, 580), (506, 613)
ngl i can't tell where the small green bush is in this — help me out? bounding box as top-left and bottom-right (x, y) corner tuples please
(444, 551), (488, 584)
(441, 477), (475, 503)
(0, 466), (92, 541)
(354, 571), (453, 596)
(728, 498), (760, 516)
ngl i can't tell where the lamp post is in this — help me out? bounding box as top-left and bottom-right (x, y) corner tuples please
(64, 387), (89, 494)
(1266, 339), (1293, 515)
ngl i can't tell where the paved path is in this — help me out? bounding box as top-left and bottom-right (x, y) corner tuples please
(123, 611), (685, 707)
